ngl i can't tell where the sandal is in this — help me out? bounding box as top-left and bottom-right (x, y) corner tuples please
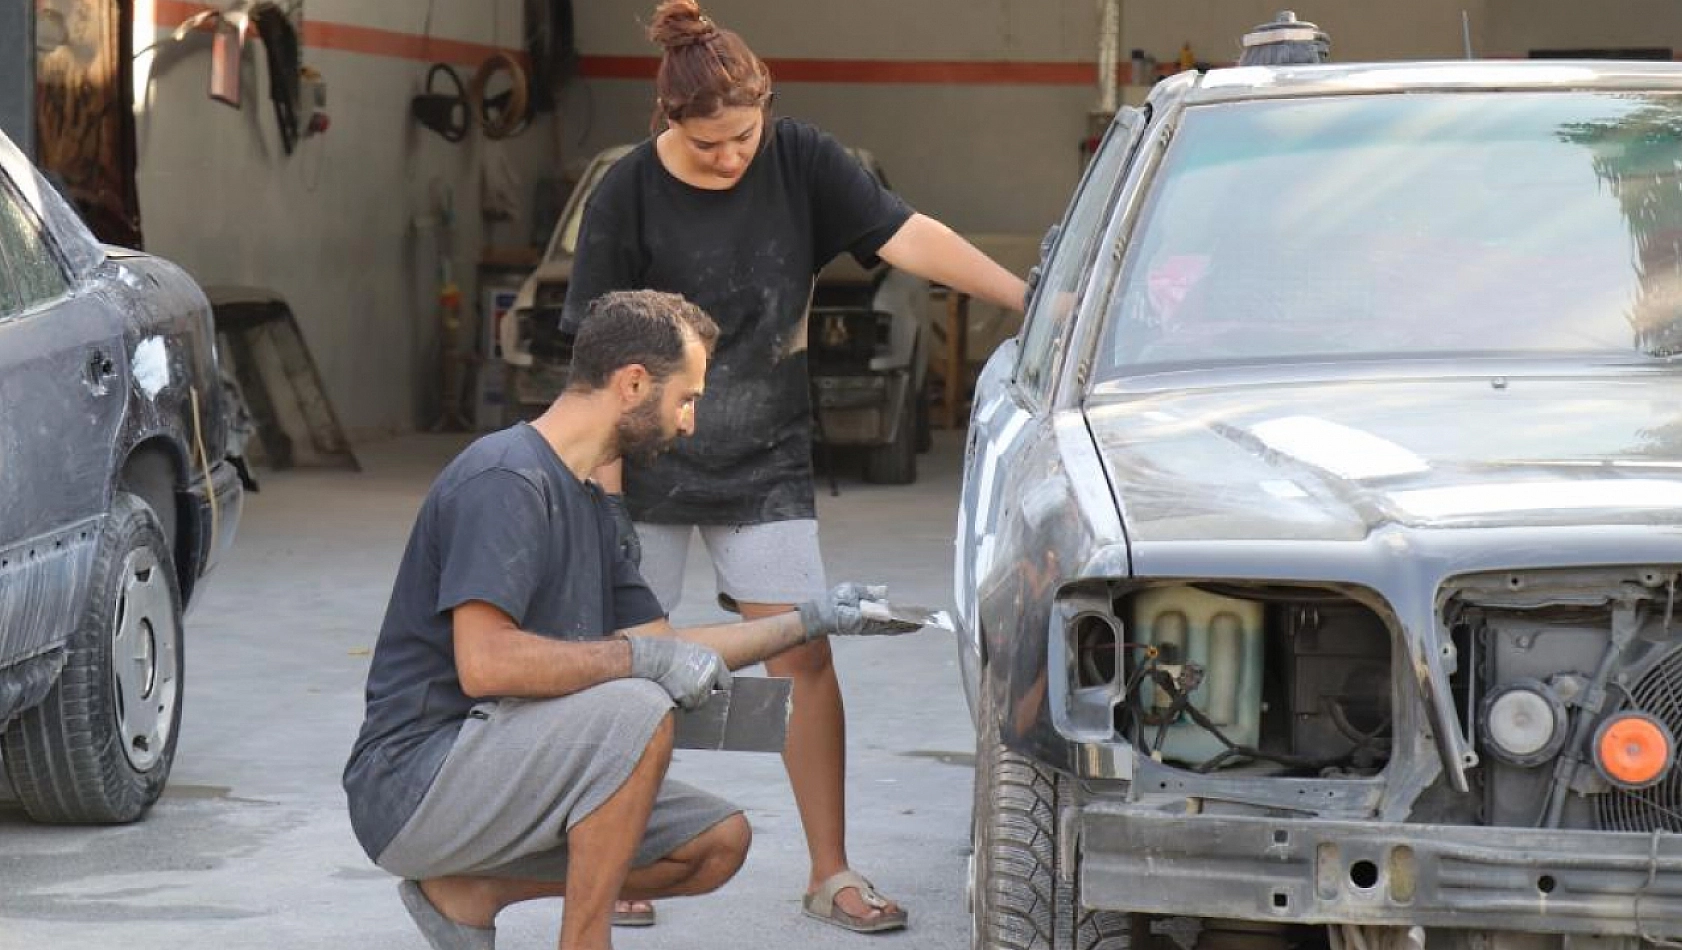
(397, 880), (497, 950)
(802, 870), (908, 934)
(612, 899), (657, 927)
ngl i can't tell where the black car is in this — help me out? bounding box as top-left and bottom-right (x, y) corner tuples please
(0, 129), (244, 823)
(959, 61), (1682, 950)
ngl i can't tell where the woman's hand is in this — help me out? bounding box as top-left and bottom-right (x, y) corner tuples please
(877, 213), (1029, 313)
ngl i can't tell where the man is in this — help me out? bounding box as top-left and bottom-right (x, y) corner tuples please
(343, 289), (921, 950)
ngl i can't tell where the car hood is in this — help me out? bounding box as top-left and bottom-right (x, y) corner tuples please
(1084, 365), (1682, 544)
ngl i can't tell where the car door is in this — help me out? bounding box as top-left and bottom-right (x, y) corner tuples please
(0, 148), (126, 669)
(954, 108), (1145, 713)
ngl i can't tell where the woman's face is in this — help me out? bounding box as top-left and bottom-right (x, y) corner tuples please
(667, 105), (766, 185)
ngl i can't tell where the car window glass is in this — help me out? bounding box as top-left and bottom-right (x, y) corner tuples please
(0, 178), (69, 317)
(1016, 110), (1141, 399)
(1099, 92), (1682, 378)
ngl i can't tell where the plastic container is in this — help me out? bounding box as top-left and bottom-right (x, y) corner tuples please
(1131, 587), (1265, 766)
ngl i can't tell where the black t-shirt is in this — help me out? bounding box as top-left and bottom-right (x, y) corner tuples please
(561, 117), (913, 525)
(341, 424), (664, 859)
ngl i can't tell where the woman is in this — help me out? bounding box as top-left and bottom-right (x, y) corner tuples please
(560, 0), (1026, 933)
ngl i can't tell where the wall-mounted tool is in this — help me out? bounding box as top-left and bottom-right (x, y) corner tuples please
(411, 63), (470, 143)
(468, 52), (531, 140)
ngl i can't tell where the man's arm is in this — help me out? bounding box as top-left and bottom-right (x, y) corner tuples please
(620, 583), (917, 672)
(454, 600), (630, 699)
(621, 613), (808, 673)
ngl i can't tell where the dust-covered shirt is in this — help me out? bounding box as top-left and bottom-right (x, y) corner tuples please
(561, 118), (913, 525)
(342, 423), (664, 860)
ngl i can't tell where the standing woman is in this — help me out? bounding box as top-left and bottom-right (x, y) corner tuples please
(561, 0), (1026, 933)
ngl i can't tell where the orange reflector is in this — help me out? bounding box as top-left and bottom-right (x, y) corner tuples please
(1595, 713), (1673, 788)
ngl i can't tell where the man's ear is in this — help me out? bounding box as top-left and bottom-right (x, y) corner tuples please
(613, 363), (652, 404)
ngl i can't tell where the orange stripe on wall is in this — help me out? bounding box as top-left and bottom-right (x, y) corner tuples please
(580, 54), (1107, 86)
(151, 2), (1120, 85)
(152, 0), (522, 65)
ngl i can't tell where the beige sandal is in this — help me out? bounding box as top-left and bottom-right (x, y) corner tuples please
(802, 870), (909, 934)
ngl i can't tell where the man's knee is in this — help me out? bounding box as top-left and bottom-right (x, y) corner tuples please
(691, 813), (751, 893)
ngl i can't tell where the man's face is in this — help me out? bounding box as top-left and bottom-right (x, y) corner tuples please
(615, 337), (707, 464)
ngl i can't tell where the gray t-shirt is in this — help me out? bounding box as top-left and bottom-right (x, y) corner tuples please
(342, 424), (664, 859)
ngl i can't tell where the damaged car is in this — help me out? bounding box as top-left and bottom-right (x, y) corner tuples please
(0, 129), (244, 823)
(958, 61), (1682, 950)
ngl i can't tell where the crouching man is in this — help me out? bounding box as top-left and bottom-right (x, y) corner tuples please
(343, 289), (920, 950)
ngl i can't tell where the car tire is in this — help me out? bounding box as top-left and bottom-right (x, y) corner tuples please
(864, 391), (918, 485)
(915, 388), (933, 455)
(972, 688), (1132, 950)
(1, 493), (184, 823)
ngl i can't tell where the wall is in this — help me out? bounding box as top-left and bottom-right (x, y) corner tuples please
(568, 0), (1682, 245)
(136, 0), (559, 440)
(1484, 0), (1682, 56)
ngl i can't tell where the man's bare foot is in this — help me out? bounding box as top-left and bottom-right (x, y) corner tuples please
(612, 898), (656, 927)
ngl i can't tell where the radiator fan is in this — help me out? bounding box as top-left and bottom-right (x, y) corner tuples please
(1598, 644), (1682, 832)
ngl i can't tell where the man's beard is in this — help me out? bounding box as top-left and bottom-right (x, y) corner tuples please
(615, 394), (674, 465)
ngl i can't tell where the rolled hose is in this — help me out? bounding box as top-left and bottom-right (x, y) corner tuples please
(469, 52), (532, 140)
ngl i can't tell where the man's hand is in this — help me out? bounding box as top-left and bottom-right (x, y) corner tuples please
(797, 583), (922, 639)
(627, 636), (730, 710)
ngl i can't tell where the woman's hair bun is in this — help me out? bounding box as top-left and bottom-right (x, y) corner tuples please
(648, 0), (718, 49)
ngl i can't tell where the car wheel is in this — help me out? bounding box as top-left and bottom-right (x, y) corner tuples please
(972, 688), (1132, 950)
(915, 388), (933, 454)
(1, 493), (184, 823)
(864, 392), (918, 485)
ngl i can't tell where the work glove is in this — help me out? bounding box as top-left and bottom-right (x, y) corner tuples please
(604, 493), (642, 567)
(797, 583), (924, 640)
(627, 637), (730, 711)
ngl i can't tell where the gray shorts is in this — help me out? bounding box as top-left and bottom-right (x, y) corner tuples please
(375, 679), (740, 882)
(636, 520), (827, 612)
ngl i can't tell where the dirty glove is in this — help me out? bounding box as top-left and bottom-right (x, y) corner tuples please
(797, 583), (921, 640)
(604, 493), (642, 567)
(627, 637), (730, 710)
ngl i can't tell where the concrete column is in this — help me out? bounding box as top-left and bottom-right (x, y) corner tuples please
(0, 0), (34, 157)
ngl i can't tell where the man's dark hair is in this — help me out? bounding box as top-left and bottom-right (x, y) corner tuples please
(567, 290), (720, 391)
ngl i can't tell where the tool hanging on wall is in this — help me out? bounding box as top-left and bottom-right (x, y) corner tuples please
(251, 3), (303, 152)
(149, 1), (322, 153)
(468, 52), (531, 140)
(411, 63), (471, 142)
(523, 0), (579, 112)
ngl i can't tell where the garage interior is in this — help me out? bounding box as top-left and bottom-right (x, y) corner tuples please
(4, 1), (1682, 948)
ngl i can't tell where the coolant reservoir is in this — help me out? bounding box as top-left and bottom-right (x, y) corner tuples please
(1130, 587), (1265, 767)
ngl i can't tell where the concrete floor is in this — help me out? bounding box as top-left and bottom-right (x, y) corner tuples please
(0, 431), (978, 950)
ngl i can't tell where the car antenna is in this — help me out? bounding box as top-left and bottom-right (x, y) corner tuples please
(1461, 10), (1475, 59)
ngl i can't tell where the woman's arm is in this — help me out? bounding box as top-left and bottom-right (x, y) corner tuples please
(877, 213), (1028, 312)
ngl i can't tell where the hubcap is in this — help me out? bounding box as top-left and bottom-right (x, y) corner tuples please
(111, 548), (177, 771)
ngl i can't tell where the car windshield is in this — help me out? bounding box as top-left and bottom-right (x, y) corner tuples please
(1096, 91), (1682, 379)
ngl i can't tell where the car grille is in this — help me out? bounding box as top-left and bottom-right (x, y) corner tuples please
(1598, 641), (1682, 833)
